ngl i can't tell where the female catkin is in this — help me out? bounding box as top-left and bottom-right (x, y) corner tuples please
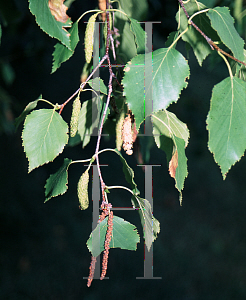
(70, 96), (81, 137)
(77, 169), (89, 210)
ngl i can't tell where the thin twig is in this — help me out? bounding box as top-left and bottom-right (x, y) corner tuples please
(94, 0), (116, 201)
(59, 55), (107, 114)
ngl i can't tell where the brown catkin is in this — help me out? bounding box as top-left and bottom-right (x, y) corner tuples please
(77, 169), (89, 210)
(122, 114), (133, 155)
(87, 256), (97, 287)
(100, 211), (113, 280)
(115, 110), (125, 151)
(70, 96), (81, 137)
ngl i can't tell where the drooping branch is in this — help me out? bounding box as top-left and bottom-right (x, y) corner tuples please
(94, 0), (117, 200)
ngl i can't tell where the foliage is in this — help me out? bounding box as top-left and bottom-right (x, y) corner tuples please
(6, 0), (246, 287)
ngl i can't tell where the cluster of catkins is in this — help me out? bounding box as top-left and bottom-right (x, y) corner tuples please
(87, 202), (113, 287)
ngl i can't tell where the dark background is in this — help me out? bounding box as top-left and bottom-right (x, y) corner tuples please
(1, 0), (246, 299)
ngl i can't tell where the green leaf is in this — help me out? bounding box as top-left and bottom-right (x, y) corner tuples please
(113, 149), (139, 195)
(88, 77), (108, 95)
(44, 158), (72, 202)
(22, 109), (69, 172)
(114, 11), (137, 62)
(152, 110), (189, 147)
(206, 77), (246, 178)
(15, 96), (42, 130)
(207, 7), (245, 62)
(77, 99), (99, 148)
(152, 110), (189, 201)
(52, 21), (79, 73)
(176, 1), (220, 66)
(131, 196), (160, 251)
(28, 0), (71, 49)
(129, 17), (146, 54)
(122, 48), (190, 130)
(87, 215), (140, 257)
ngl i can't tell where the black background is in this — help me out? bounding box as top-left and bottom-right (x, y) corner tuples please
(1, 0), (246, 299)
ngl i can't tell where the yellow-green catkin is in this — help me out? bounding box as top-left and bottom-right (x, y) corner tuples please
(77, 169), (89, 210)
(103, 13), (112, 45)
(84, 13), (98, 64)
(115, 110), (125, 151)
(70, 96), (81, 137)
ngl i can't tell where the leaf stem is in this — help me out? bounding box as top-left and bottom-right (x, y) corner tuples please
(106, 185), (135, 195)
(217, 51), (233, 79)
(77, 9), (102, 23)
(39, 99), (58, 108)
(169, 27), (189, 49)
(188, 9), (210, 21)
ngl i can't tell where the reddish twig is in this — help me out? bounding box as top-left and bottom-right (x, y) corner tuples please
(59, 55), (107, 114)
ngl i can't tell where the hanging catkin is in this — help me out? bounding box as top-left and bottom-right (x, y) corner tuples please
(100, 211), (113, 280)
(87, 256), (97, 287)
(84, 13), (98, 64)
(115, 110), (125, 151)
(77, 169), (89, 210)
(70, 96), (81, 137)
(122, 114), (133, 155)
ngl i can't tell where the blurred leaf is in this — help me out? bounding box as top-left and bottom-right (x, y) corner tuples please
(0, 62), (15, 85)
(129, 17), (146, 54)
(120, 0), (148, 21)
(0, 0), (21, 25)
(114, 11), (137, 62)
(199, 0), (217, 7)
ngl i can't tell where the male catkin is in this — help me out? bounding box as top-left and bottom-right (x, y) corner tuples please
(115, 110), (125, 151)
(77, 169), (89, 210)
(70, 96), (81, 137)
(84, 14), (97, 64)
